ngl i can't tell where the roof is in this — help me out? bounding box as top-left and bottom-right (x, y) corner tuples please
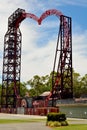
(40, 91), (50, 96)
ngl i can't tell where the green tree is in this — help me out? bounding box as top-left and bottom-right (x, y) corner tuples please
(80, 74), (87, 97)
(27, 74), (52, 96)
(20, 82), (29, 97)
(73, 72), (82, 97)
(27, 75), (42, 96)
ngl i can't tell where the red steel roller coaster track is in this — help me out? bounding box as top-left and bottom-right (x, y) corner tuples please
(1, 8), (73, 108)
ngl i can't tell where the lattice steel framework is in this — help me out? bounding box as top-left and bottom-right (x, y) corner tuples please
(52, 15), (73, 101)
(1, 9), (26, 108)
(1, 8), (73, 108)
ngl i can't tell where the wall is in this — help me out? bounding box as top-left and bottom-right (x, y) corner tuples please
(59, 105), (87, 119)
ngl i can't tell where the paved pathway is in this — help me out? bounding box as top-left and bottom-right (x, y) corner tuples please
(0, 122), (51, 130)
(0, 113), (46, 119)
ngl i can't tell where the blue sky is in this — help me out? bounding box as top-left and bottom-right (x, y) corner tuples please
(0, 0), (87, 83)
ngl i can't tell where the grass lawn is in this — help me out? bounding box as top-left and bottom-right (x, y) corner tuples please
(0, 118), (45, 124)
(53, 124), (87, 130)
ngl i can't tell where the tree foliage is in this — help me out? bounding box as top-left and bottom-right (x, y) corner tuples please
(73, 72), (87, 97)
(27, 71), (87, 98)
(0, 71), (87, 98)
(27, 74), (52, 97)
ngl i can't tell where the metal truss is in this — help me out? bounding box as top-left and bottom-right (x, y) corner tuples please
(1, 9), (26, 108)
(52, 15), (73, 102)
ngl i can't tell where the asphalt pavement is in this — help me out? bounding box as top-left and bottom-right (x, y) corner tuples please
(0, 122), (51, 130)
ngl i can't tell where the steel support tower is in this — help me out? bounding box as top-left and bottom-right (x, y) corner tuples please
(1, 9), (26, 108)
(52, 15), (73, 102)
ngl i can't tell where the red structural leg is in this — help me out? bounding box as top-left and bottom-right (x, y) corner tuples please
(51, 15), (73, 106)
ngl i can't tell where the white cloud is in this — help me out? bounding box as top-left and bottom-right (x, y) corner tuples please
(20, 21), (57, 82)
(72, 30), (87, 76)
(21, 39), (56, 82)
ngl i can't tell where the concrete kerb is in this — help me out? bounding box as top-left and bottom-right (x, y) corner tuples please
(67, 118), (87, 124)
(0, 113), (47, 119)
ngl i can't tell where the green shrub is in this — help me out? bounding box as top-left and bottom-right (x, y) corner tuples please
(47, 121), (53, 126)
(46, 112), (68, 127)
(61, 120), (68, 126)
(50, 122), (55, 127)
(47, 112), (66, 122)
(47, 121), (61, 127)
(53, 121), (61, 127)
